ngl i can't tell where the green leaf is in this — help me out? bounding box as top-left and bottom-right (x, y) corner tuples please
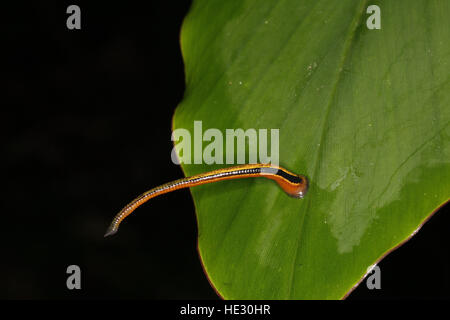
(173, 0), (450, 299)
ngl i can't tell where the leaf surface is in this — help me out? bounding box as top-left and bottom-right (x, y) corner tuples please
(173, 0), (450, 299)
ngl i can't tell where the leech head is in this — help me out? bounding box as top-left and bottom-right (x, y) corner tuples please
(104, 213), (123, 237)
(104, 227), (118, 238)
(104, 201), (141, 237)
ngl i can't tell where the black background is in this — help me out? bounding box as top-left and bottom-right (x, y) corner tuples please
(2, 1), (449, 299)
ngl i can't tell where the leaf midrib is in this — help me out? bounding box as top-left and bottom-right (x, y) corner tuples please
(287, 0), (369, 299)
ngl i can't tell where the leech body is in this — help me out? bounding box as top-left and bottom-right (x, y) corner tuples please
(104, 164), (308, 237)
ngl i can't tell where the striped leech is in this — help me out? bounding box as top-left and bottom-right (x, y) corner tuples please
(104, 163), (308, 237)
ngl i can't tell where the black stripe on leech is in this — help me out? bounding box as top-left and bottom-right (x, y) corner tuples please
(276, 169), (303, 184)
